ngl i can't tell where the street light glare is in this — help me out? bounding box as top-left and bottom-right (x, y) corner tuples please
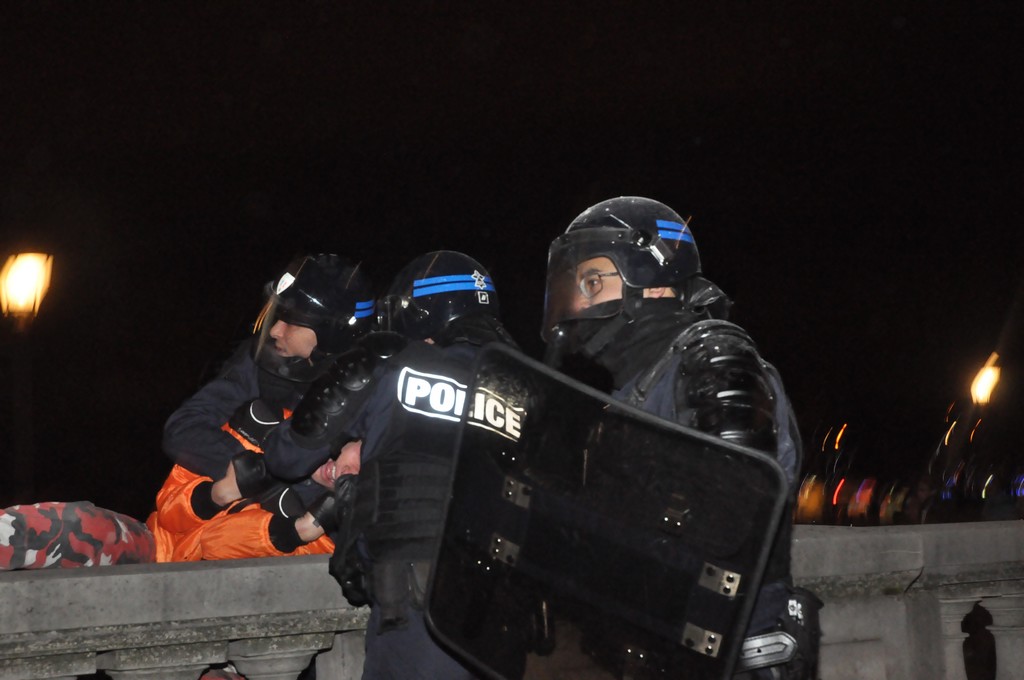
(1, 253), (53, 317)
(970, 352), (1000, 405)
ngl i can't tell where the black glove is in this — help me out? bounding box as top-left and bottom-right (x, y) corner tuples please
(231, 450), (273, 498)
(330, 553), (371, 607)
(258, 484), (306, 519)
(227, 399), (284, 449)
(307, 492), (338, 533)
(326, 472), (369, 606)
(264, 485), (309, 553)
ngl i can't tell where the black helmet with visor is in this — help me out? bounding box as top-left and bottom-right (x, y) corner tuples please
(253, 253), (375, 381)
(542, 196), (701, 344)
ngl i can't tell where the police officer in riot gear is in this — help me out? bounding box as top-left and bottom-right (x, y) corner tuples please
(165, 253), (375, 479)
(264, 250), (517, 680)
(154, 253), (375, 561)
(542, 197), (820, 680)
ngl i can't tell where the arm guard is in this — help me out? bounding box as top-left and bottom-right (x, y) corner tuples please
(675, 320), (778, 453)
(290, 333), (406, 448)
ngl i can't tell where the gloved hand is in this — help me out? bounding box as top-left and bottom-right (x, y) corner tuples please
(227, 399), (284, 449)
(326, 473), (370, 606)
(265, 486), (310, 553)
(331, 553), (370, 607)
(258, 484), (306, 519)
(307, 492), (338, 533)
(231, 450), (273, 498)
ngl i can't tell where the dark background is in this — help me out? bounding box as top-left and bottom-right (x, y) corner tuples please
(2, 2), (1022, 520)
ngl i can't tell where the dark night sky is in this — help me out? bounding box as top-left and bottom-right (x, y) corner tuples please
(1, 2), (1022, 519)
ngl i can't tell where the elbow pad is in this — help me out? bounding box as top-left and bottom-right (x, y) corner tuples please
(676, 320), (778, 452)
(290, 333), (406, 448)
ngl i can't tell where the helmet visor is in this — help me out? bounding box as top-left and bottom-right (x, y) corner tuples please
(251, 293), (324, 382)
(542, 233), (628, 342)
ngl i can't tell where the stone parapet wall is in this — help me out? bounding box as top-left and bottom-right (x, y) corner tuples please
(793, 520), (1024, 680)
(2, 521), (1023, 679)
(0, 556), (369, 680)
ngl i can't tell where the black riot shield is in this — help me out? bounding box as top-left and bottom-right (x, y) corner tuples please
(425, 344), (789, 680)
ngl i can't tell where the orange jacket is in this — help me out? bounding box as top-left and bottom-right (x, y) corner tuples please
(148, 420), (334, 562)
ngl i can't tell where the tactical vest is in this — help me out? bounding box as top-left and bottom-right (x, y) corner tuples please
(346, 341), (480, 562)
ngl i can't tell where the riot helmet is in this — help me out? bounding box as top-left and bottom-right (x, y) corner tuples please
(378, 250), (499, 342)
(253, 253), (375, 381)
(542, 196), (701, 351)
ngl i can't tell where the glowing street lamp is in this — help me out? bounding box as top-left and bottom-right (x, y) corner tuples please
(1, 253), (53, 331)
(1, 252), (53, 503)
(970, 352), (1000, 405)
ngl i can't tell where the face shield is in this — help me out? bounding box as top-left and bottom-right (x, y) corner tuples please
(252, 272), (331, 382)
(542, 228), (639, 343)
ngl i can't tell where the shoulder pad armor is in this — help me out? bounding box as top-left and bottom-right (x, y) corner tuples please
(290, 343), (392, 447)
(674, 320), (778, 452)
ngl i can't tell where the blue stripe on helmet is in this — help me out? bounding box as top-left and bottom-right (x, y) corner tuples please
(413, 281), (496, 297)
(354, 300), (375, 318)
(412, 274), (494, 298)
(656, 219), (694, 243)
(413, 274), (485, 287)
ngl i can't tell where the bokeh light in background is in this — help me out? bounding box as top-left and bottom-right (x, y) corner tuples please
(971, 353), (1000, 406)
(795, 348), (1022, 526)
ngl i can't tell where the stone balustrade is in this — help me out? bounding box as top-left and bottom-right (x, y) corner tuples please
(0, 556), (368, 680)
(793, 520), (1024, 680)
(2, 520), (1023, 679)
